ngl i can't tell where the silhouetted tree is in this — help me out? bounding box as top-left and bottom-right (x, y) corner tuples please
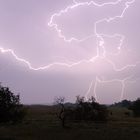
(129, 98), (140, 117)
(54, 97), (66, 128)
(74, 96), (108, 122)
(112, 100), (132, 108)
(55, 96), (108, 127)
(0, 84), (26, 123)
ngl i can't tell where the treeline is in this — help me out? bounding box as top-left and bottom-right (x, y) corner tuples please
(55, 96), (108, 127)
(55, 97), (140, 127)
(112, 99), (140, 117)
(0, 83), (140, 127)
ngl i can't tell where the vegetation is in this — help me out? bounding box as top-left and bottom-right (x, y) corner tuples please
(54, 96), (66, 127)
(55, 96), (108, 127)
(129, 98), (140, 117)
(74, 96), (108, 122)
(0, 84), (26, 123)
(112, 99), (140, 117)
(0, 105), (140, 140)
(0, 84), (140, 140)
(112, 99), (132, 108)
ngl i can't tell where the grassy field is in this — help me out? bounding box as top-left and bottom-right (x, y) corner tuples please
(0, 105), (140, 140)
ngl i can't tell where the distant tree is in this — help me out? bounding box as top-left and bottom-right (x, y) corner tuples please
(74, 96), (108, 122)
(112, 100), (132, 108)
(54, 97), (66, 128)
(0, 84), (26, 123)
(121, 100), (132, 108)
(129, 98), (140, 117)
(55, 96), (108, 128)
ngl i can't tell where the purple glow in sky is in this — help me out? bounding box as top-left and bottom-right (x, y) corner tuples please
(0, 0), (140, 104)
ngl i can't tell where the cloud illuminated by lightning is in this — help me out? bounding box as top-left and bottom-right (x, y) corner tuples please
(0, 0), (138, 102)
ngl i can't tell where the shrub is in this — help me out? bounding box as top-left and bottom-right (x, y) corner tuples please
(74, 96), (108, 122)
(0, 84), (26, 123)
(129, 98), (140, 117)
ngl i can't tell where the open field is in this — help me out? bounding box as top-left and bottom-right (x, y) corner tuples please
(0, 105), (140, 140)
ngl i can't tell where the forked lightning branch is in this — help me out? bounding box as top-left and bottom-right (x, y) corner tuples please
(0, 0), (137, 101)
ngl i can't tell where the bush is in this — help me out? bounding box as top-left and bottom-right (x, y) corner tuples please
(74, 96), (108, 122)
(129, 98), (140, 117)
(0, 84), (26, 123)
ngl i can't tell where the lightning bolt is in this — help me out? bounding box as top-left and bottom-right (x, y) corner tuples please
(0, 0), (137, 102)
(85, 80), (94, 101)
(85, 76), (134, 102)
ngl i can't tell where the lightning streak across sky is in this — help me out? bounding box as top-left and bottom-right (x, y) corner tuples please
(0, 0), (138, 102)
(90, 76), (134, 102)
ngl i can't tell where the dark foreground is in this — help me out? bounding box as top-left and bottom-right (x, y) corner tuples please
(0, 105), (140, 140)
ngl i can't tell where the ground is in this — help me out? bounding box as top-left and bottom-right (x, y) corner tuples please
(0, 105), (140, 140)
